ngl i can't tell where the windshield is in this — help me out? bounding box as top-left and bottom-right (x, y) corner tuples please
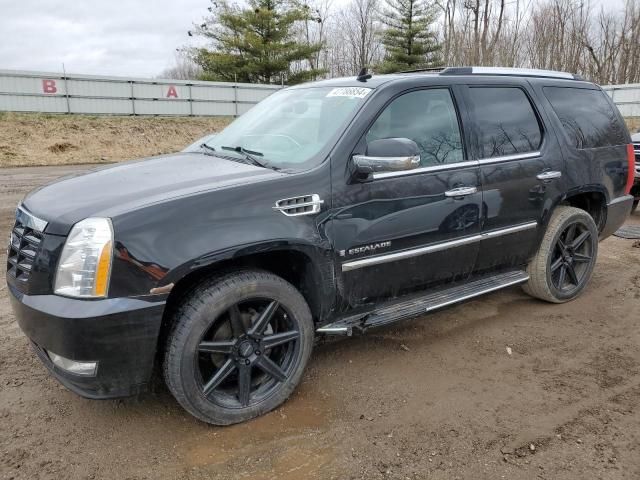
(202, 86), (372, 171)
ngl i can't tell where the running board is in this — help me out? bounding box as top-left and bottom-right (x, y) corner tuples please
(317, 270), (529, 336)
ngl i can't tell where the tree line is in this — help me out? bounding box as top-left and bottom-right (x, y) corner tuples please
(160, 0), (640, 86)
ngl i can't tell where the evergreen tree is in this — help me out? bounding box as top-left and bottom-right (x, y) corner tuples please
(377, 0), (442, 73)
(194, 0), (325, 84)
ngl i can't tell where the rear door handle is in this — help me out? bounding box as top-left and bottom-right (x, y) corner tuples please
(537, 171), (562, 181)
(444, 186), (478, 197)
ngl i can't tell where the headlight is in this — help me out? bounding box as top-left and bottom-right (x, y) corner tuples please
(54, 217), (114, 298)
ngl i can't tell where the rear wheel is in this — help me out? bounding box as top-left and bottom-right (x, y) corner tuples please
(523, 206), (598, 303)
(163, 270), (314, 425)
(632, 199), (639, 214)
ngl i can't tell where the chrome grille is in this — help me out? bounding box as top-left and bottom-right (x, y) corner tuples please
(6, 207), (46, 285)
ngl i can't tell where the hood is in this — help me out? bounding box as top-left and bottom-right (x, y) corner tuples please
(23, 152), (282, 235)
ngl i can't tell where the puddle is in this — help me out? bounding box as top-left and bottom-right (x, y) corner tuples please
(182, 383), (334, 474)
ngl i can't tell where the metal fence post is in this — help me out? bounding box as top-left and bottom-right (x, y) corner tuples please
(130, 81), (136, 116)
(234, 84), (239, 117)
(62, 64), (71, 114)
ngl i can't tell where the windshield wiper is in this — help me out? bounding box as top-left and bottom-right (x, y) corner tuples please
(200, 142), (217, 155)
(220, 146), (276, 170)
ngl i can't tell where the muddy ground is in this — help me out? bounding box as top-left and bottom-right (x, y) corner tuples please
(1, 165), (639, 480)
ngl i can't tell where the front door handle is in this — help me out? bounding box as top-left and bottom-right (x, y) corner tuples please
(444, 186), (478, 198)
(537, 170), (562, 181)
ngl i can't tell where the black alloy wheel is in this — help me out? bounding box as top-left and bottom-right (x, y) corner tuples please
(164, 270), (314, 425)
(523, 206), (599, 303)
(196, 299), (300, 408)
(549, 220), (595, 294)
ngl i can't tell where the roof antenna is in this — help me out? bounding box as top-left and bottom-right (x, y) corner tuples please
(356, 68), (372, 82)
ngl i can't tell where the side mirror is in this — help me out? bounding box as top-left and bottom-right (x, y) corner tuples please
(352, 138), (420, 180)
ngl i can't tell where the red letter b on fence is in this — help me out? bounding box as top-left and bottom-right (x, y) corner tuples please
(42, 79), (57, 94)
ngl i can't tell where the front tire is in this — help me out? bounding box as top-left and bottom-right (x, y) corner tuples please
(163, 270), (314, 425)
(523, 206), (598, 303)
(632, 199), (639, 214)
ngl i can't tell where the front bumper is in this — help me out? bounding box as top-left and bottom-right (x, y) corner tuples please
(600, 194), (634, 239)
(9, 284), (165, 399)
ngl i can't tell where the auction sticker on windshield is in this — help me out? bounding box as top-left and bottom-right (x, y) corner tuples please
(326, 87), (372, 98)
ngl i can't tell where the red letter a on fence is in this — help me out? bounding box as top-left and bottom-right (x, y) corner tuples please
(166, 85), (178, 98)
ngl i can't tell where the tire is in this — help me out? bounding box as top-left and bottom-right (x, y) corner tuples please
(632, 199), (639, 214)
(163, 270), (314, 425)
(522, 206), (598, 303)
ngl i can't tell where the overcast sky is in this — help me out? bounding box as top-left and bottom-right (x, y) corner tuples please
(0, 0), (210, 77)
(0, 0), (626, 79)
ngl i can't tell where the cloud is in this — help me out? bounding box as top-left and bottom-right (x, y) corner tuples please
(0, 0), (209, 77)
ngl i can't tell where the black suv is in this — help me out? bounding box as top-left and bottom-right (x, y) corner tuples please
(7, 67), (636, 425)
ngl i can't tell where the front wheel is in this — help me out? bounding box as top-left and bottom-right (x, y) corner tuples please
(632, 199), (639, 214)
(523, 206), (598, 303)
(163, 270), (314, 425)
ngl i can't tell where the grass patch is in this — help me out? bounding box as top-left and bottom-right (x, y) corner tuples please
(0, 112), (232, 167)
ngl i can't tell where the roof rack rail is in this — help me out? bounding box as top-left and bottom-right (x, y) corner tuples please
(398, 67), (446, 74)
(440, 66), (584, 81)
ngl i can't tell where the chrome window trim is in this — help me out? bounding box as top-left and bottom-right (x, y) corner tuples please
(371, 159), (479, 180)
(15, 205), (48, 232)
(341, 221), (538, 272)
(370, 151), (541, 180)
(477, 151), (541, 165)
(353, 154), (421, 165)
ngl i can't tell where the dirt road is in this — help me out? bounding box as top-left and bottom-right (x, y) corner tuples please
(1, 165), (639, 480)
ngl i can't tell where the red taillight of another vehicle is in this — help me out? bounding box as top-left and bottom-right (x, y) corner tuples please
(626, 143), (636, 194)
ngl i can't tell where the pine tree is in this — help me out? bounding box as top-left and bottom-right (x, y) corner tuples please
(377, 0), (442, 73)
(194, 0), (325, 84)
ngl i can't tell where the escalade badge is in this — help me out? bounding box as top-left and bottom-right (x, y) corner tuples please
(339, 241), (392, 257)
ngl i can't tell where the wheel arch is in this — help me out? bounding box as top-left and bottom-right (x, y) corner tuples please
(545, 186), (608, 233)
(161, 241), (336, 330)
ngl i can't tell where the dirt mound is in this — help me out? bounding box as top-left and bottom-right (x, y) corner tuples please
(0, 113), (231, 167)
(47, 141), (78, 153)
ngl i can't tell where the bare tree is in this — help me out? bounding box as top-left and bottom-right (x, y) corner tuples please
(525, 0), (640, 84)
(341, 0), (384, 72)
(159, 52), (203, 80)
(178, 0), (640, 84)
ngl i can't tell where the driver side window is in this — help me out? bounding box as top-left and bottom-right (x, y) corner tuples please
(366, 89), (464, 166)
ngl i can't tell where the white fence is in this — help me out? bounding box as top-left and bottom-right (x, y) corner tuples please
(602, 83), (640, 117)
(0, 69), (638, 118)
(0, 69), (281, 117)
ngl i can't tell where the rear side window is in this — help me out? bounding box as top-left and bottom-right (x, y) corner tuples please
(543, 87), (627, 149)
(467, 87), (542, 159)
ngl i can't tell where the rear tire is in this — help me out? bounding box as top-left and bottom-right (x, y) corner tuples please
(632, 199), (639, 214)
(163, 270), (314, 425)
(523, 206), (598, 303)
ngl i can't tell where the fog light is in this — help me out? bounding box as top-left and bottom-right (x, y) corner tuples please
(47, 351), (98, 377)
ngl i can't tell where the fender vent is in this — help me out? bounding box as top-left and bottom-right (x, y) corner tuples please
(273, 194), (324, 217)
